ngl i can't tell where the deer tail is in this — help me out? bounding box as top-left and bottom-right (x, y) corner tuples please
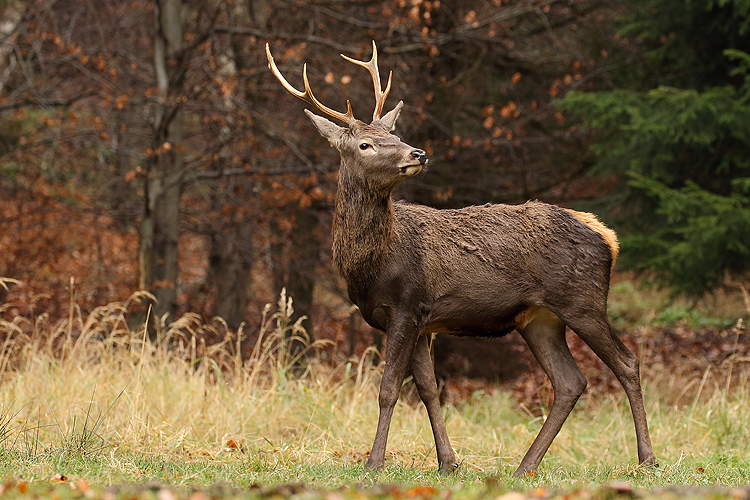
(564, 209), (619, 267)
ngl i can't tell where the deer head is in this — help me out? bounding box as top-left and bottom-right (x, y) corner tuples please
(266, 41), (427, 193)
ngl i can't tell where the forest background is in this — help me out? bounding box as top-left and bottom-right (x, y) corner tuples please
(0, 0), (749, 392)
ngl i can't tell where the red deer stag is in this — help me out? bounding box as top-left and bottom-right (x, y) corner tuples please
(265, 41), (656, 475)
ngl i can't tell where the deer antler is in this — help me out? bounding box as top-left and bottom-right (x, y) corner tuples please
(266, 43), (355, 126)
(341, 41), (392, 122)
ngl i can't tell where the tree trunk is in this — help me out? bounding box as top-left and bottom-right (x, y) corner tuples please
(138, 0), (184, 332)
(208, 185), (253, 329)
(286, 207), (320, 342)
(0, 0), (26, 313)
(203, 0), (264, 332)
(233, 0), (322, 351)
(270, 207), (321, 354)
(0, 0), (24, 91)
(209, 224), (252, 329)
(270, 217), (285, 297)
(150, 174), (182, 318)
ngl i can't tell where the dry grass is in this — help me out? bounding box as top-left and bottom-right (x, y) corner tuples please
(0, 289), (400, 465)
(0, 285), (747, 488)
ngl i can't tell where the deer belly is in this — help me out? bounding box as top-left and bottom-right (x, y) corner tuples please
(422, 299), (528, 338)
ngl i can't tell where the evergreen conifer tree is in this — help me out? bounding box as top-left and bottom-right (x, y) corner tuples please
(559, 0), (750, 295)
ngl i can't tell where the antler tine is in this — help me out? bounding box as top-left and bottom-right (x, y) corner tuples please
(266, 43), (355, 125)
(341, 40), (392, 121)
(302, 64), (355, 124)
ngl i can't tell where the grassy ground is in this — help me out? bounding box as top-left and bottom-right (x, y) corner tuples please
(0, 289), (748, 499)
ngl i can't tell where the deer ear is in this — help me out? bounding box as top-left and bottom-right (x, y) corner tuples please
(377, 101), (404, 132)
(305, 110), (345, 146)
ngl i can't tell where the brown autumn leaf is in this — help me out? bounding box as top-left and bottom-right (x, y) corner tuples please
(226, 438), (246, 452)
(529, 486), (548, 497)
(604, 482), (633, 495)
(496, 493), (526, 500)
(406, 486), (438, 498)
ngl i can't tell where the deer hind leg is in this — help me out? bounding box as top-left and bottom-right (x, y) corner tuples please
(410, 333), (457, 474)
(365, 315), (420, 471)
(515, 308), (588, 476)
(562, 309), (656, 468)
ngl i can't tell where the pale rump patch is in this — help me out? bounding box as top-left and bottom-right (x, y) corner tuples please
(515, 305), (561, 330)
(515, 305), (541, 330)
(514, 306), (539, 330)
(564, 209), (619, 266)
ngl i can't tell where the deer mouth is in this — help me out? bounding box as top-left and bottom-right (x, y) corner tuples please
(401, 155), (427, 176)
(401, 164), (424, 176)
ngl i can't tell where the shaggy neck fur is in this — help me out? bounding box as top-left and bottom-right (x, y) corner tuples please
(332, 162), (394, 289)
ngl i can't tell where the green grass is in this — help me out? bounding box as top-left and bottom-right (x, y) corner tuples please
(0, 289), (748, 499)
(607, 277), (749, 330)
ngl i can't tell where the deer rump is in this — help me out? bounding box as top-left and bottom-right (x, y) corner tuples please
(353, 200), (616, 339)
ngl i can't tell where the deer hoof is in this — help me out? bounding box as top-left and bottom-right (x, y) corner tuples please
(364, 458), (384, 472)
(513, 464), (538, 478)
(439, 462), (459, 475)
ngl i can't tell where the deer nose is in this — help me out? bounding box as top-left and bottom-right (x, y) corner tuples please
(411, 149), (427, 164)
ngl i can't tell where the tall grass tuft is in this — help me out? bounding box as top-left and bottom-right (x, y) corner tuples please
(0, 288), (392, 464)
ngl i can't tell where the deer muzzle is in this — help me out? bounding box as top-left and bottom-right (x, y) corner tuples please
(411, 149), (428, 165)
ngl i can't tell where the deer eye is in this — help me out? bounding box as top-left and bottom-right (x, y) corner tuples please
(359, 143), (370, 150)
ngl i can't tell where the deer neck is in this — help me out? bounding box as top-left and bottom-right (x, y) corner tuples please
(332, 165), (394, 288)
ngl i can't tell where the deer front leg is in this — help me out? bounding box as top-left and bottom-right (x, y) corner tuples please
(411, 334), (457, 474)
(365, 315), (420, 471)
